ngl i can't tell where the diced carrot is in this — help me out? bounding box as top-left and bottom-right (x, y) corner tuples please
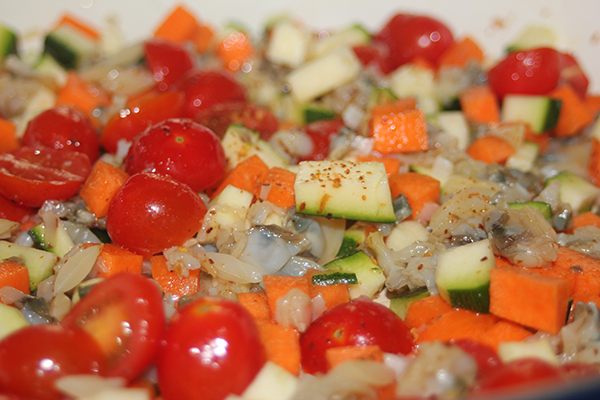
(238, 292), (271, 320)
(408, 56), (435, 71)
(56, 72), (112, 119)
(262, 274), (311, 318)
(0, 118), (18, 153)
(216, 30), (254, 71)
(404, 294), (453, 329)
(325, 345), (384, 370)
(355, 156), (401, 176)
(192, 23), (215, 54)
(153, 4), (199, 43)
(388, 172), (441, 218)
(437, 36), (484, 69)
(550, 85), (595, 137)
(55, 13), (100, 41)
(18, 219), (37, 232)
(371, 107), (429, 154)
(588, 137), (600, 187)
(583, 94), (600, 117)
(370, 98), (417, 115)
(572, 211), (600, 230)
(489, 265), (570, 334)
(260, 167), (296, 208)
(95, 244), (143, 278)
(459, 85), (500, 125)
(211, 155), (270, 199)
(80, 161), (130, 218)
(305, 269), (350, 311)
(150, 255), (199, 300)
(256, 319), (301, 375)
(466, 135), (516, 165)
(550, 246), (600, 306)
(478, 319), (533, 351)
(417, 308), (498, 343)
(0, 261), (30, 295)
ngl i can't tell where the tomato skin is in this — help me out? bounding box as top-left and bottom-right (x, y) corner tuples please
(0, 194), (33, 222)
(377, 14), (454, 71)
(125, 118), (226, 192)
(0, 147), (91, 207)
(193, 101), (279, 139)
(144, 39), (195, 91)
(471, 358), (565, 397)
(353, 43), (392, 74)
(157, 296), (266, 400)
(559, 52), (589, 99)
(22, 106), (100, 162)
(0, 324), (106, 400)
(488, 47), (561, 98)
(106, 172), (207, 258)
(450, 339), (502, 377)
(299, 119), (345, 162)
(61, 272), (166, 381)
(300, 298), (415, 374)
(179, 69), (247, 119)
(100, 90), (186, 153)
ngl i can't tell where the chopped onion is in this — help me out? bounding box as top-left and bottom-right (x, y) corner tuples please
(49, 292), (72, 321)
(275, 287), (312, 332)
(0, 219), (19, 239)
(53, 244), (102, 295)
(55, 375), (127, 399)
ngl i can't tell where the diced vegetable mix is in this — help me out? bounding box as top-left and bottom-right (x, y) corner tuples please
(2, 3), (600, 400)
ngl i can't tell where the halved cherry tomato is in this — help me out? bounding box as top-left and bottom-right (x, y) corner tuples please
(61, 272), (166, 381)
(21, 106), (100, 162)
(299, 119), (346, 161)
(450, 339), (502, 377)
(124, 118), (226, 192)
(194, 101), (279, 139)
(106, 172), (207, 258)
(0, 324), (106, 400)
(0, 194), (33, 222)
(0, 147), (91, 207)
(376, 13), (454, 71)
(300, 298), (414, 374)
(144, 39), (195, 91)
(179, 69), (247, 119)
(158, 296), (266, 400)
(100, 90), (186, 153)
(488, 47), (561, 99)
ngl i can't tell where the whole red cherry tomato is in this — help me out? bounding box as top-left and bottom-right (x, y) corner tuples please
(353, 43), (392, 74)
(157, 296), (266, 400)
(106, 172), (207, 257)
(144, 39), (195, 91)
(22, 106), (100, 162)
(100, 91), (186, 153)
(488, 47), (561, 98)
(61, 272), (166, 381)
(194, 101), (279, 139)
(179, 69), (247, 119)
(450, 339), (502, 377)
(300, 298), (414, 374)
(471, 358), (565, 397)
(124, 118), (226, 192)
(299, 119), (345, 162)
(0, 147), (91, 207)
(0, 324), (106, 400)
(376, 14), (454, 71)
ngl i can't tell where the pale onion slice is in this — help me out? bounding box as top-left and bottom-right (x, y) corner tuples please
(55, 375), (127, 399)
(275, 287), (312, 332)
(49, 292), (72, 321)
(53, 244), (102, 295)
(198, 251), (266, 284)
(0, 219), (19, 239)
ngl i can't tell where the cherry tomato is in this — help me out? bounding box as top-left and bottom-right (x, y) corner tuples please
(488, 47), (561, 99)
(179, 69), (247, 119)
(376, 14), (454, 71)
(100, 90), (186, 153)
(560, 362), (600, 381)
(0, 194), (33, 222)
(193, 101), (279, 139)
(106, 172), (207, 257)
(353, 43), (392, 75)
(0, 147), (91, 207)
(471, 358), (565, 397)
(22, 106), (100, 162)
(61, 272), (166, 381)
(300, 298), (414, 374)
(124, 118), (226, 192)
(559, 52), (589, 99)
(450, 339), (502, 377)
(0, 324), (106, 400)
(157, 296), (266, 400)
(144, 39), (195, 91)
(299, 119), (345, 162)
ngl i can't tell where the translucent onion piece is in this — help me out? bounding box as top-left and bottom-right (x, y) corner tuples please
(53, 244), (102, 295)
(49, 292), (72, 321)
(198, 250), (266, 284)
(63, 221), (102, 245)
(239, 226), (305, 274)
(39, 208), (59, 250)
(0, 286), (27, 305)
(275, 287), (312, 332)
(55, 375), (127, 399)
(0, 219), (19, 239)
